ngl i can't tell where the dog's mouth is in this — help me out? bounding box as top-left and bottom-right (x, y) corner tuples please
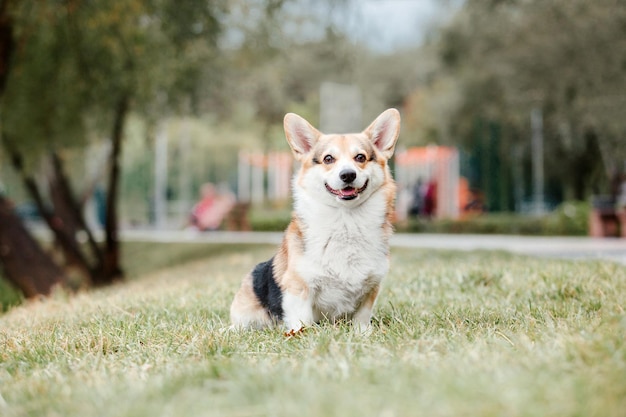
(325, 180), (369, 201)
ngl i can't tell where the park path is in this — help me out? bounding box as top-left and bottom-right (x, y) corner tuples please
(120, 230), (626, 265)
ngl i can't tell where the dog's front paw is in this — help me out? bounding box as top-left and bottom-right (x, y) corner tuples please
(283, 320), (305, 334)
(282, 307), (313, 335)
(353, 322), (373, 336)
(284, 327), (306, 338)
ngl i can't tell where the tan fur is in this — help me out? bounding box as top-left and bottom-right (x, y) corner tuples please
(275, 218), (308, 299)
(360, 285), (380, 311)
(229, 274), (274, 329)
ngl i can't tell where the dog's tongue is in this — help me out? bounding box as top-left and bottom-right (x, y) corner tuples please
(340, 187), (357, 197)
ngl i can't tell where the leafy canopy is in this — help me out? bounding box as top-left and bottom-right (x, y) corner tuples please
(1, 0), (224, 163)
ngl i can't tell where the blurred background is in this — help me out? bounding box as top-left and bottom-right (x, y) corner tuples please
(1, 0), (625, 300)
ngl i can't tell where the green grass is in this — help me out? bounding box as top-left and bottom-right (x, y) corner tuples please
(1, 243), (625, 417)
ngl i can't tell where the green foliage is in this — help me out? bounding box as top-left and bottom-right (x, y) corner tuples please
(542, 201), (590, 236)
(399, 202), (590, 236)
(0, 275), (22, 312)
(248, 204), (292, 231)
(2, 2), (86, 156)
(247, 202), (590, 235)
(0, 245), (625, 416)
(429, 0), (626, 198)
(1, 0), (225, 166)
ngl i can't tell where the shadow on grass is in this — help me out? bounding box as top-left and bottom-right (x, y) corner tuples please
(0, 241), (276, 312)
(122, 241), (275, 280)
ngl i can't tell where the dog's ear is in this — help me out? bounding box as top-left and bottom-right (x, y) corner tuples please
(284, 113), (321, 160)
(363, 109), (401, 159)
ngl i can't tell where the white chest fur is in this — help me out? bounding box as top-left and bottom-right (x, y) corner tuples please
(293, 189), (390, 320)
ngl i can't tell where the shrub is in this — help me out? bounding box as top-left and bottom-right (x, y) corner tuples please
(398, 201), (590, 236)
(0, 276), (23, 312)
(248, 205), (291, 231)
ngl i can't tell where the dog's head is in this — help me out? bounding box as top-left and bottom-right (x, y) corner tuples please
(284, 109), (400, 206)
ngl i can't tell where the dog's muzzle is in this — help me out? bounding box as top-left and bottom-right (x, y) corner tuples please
(325, 180), (369, 200)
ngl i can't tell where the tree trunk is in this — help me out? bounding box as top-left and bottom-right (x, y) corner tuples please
(97, 94), (129, 285)
(5, 146), (96, 281)
(1, 96), (131, 291)
(0, 1), (67, 298)
(48, 151), (104, 271)
(0, 0), (15, 96)
(0, 195), (66, 297)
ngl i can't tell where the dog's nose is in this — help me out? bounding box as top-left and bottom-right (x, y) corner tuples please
(339, 169), (357, 184)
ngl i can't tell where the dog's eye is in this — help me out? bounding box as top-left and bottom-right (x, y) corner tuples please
(323, 155), (335, 164)
(354, 154), (367, 163)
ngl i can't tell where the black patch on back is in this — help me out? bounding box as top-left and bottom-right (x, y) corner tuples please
(251, 257), (284, 320)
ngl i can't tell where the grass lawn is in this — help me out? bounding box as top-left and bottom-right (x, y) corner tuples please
(1, 243), (625, 417)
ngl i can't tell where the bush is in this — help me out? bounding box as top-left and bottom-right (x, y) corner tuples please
(542, 201), (589, 235)
(248, 205), (291, 232)
(0, 276), (23, 312)
(398, 201), (590, 236)
(246, 201), (590, 236)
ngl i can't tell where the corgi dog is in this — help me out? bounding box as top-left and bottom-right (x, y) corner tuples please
(230, 109), (401, 332)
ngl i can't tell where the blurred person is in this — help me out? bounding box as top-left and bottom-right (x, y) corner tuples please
(408, 178), (425, 217)
(423, 179), (437, 218)
(189, 182), (236, 231)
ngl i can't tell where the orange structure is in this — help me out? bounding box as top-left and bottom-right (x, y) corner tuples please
(237, 151), (292, 204)
(395, 146), (461, 219)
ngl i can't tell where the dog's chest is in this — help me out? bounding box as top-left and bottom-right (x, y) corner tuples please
(297, 209), (389, 316)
